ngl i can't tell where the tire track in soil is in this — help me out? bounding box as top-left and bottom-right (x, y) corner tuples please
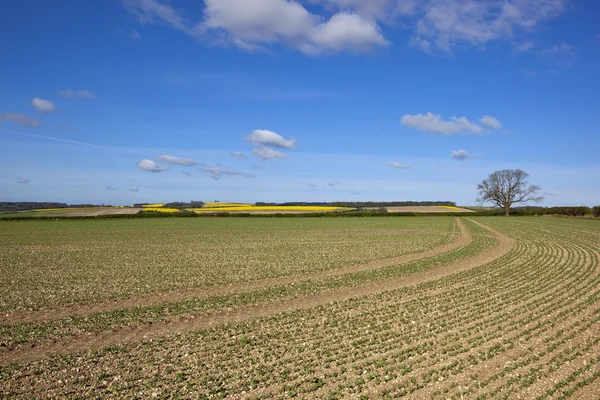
(2, 220), (467, 325)
(0, 219), (514, 366)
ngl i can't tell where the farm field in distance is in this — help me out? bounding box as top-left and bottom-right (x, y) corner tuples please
(1, 216), (599, 398)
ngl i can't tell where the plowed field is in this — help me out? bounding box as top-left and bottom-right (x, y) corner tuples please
(1, 217), (599, 399)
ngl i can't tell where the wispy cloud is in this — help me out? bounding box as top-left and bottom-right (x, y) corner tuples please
(105, 186), (117, 190)
(0, 128), (109, 147)
(58, 89), (95, 99)
(129, 28), (142, 40)
(17, 177), (30, 184)
(389, 161), (411, 169)
(246, 129), (296, 149)
(156, 154), (199, 166)
(203, 166), (255, 180)
(540, 43), (576, 71)
(307, 183), (317, 188)
(182, 171), (192, 177)
(350, 190), (361, 195)
(130, 186), (140, 192)
(231, 151), (246, 159)
(32, 98), (57, 113)
(252, 146), (287, 161)
(137, 159), (169, 172)
(402, 112), (502, 135)
(0, 113), (40, 128)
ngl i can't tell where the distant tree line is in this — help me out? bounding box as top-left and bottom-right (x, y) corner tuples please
(255, 201), (457, 207)
(0, 202), (116, 212)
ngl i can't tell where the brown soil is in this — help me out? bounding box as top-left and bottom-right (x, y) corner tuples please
(34, 208), (142, 217)
(368, 206), (475, 213)
(0, 219), (514, 365)
(1, 220), (467, 325)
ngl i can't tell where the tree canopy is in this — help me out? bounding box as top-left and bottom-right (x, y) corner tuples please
(477, 169), (544, 216)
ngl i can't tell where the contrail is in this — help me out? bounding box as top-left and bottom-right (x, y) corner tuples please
(0, 128), (108, 148)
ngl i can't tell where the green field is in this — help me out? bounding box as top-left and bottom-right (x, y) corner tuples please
(1, 217), (599, 398)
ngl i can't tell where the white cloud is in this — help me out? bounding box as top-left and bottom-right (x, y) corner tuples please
(540, 43), (576, 71)
(401, 112), (486, 135)
(480, 115), (502, 130)
(411, 0), (567, 53)
(203, 166), (255, 180)
(106, 186), (118, 190)
(58, 89), (95, 99)
(389, 161), (411, 169)
(17, 177), (30, 184)
(252, 146), (287, 161)
(31, 98), (57, 113)
(156, 154), (199, 166)
(246, 129), (296, 149)
(450, 149), (479, 160)
(125, 0), (388, 54)
(0, 113), (40, 127)
(231, 151), (246, 159)
(137, 159), (169, 172)
(123, 0), (567, 55)
(130, 186), (140, 192)
(513, 40), (534, 53)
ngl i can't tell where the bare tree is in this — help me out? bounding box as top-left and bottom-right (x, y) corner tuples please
(477, 169), (544, 216)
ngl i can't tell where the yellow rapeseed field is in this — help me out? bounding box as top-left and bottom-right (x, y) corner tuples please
(439, 206), (463, 210)
(142, 208), (180, 213)
(202, 202), (252, 208)
(142, 203), (165, 208)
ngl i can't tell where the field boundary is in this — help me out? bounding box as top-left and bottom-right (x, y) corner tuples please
(2, 220), (469, 325)
(0, 219), (515, 365)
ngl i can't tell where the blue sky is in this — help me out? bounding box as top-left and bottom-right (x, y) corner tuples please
(1, 0), (599, 206)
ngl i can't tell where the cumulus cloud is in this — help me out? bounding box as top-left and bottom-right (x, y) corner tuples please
(137, 159), (169, 172)
(480, 115), (502, 130)
(124, 0), (388, 54)
(401, 113), (484, 135)
(252, 146), (287, 161)
(17, 177), (30, 184)
(389, 161), (411, 169)
(32, 98), (57, 113)
(203, 166), (255, 180)
(58, 89), (95, 99)
(402, 113), (503, 135)
(231, 151), (246, 159)
(450, 149), (479, 160)
(246, 129), (296, 149)
(123, 0), (567, 55)
(105, 186), (117, 190)
(0, 112), (40, 127)
(156, 154), (199, 166)
(130, 186), (140, 192)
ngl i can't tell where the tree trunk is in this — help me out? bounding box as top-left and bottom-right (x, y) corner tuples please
(505, 205), (510, 216)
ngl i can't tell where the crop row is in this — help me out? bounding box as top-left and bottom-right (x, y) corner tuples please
(2, 218), (597, 398)
(0, 217), (455, 312)
(0, 219), (480, 347)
